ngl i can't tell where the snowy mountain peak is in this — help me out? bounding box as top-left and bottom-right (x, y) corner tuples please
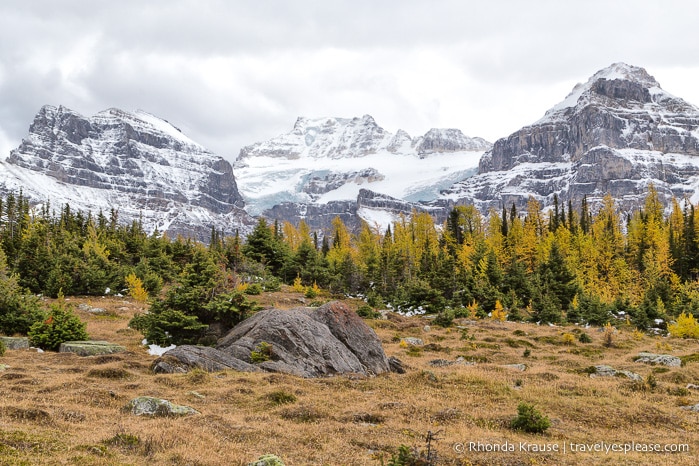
(591, 62), (659, 87)
(536, 63), (688, 125)
(239, 114), (392, 161)
(234, 115), (492, 222)
(1, 105), (252, 240)
(446, 63), (699, 217)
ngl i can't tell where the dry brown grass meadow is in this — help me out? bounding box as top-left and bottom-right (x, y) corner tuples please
(1, 290), (699, 465)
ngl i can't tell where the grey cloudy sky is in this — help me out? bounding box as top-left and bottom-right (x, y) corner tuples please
(1, 0), (698, 162)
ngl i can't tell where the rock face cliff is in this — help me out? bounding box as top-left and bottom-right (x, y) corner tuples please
(0, 105), (253, 239)
(443, 63), (699, 212)
(235, 115), (490, 230)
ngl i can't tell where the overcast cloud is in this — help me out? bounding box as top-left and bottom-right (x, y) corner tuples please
(1, 0), (698, 162)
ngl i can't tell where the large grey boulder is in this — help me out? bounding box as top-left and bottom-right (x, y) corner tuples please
(217, 306), (367, 377)
(154, 301), (392, 378)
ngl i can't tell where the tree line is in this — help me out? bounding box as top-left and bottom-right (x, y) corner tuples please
(2, 185), (699, 343)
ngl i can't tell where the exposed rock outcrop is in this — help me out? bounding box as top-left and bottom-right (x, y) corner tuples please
(444, 63), (699, 214)
(263, 188), (448, 233)
(153, 301), (393, 378)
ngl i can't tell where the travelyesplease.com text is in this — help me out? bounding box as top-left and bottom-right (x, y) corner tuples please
(454, 441), (689, 455)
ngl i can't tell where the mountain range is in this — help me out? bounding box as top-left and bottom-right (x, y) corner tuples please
(1, 62), (698, 238)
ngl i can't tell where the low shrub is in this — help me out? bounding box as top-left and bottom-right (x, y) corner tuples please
(680, 353), (699, 366)
(244, 283), (263, 295)
(384, 444), (423, 466)
(87, 367), (133, 380)
(433, 309), (455, 328)
(0, 287), (45, 336)
(187, 368), (211, 384)
(129, 309), (207, 346)
(267, 390), (297, 405)
(602, 322), (615, 348)
(356, 304), (381, 319)
(304, 283), (321, 299)
(511, 402), (551, 433)
(28, 302), (88, 351)
(279, 405), (324, 423)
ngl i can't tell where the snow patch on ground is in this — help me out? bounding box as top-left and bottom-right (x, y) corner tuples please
(143, 339), (176, 356)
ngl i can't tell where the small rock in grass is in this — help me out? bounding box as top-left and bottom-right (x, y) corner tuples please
(125, 396), (199, 417)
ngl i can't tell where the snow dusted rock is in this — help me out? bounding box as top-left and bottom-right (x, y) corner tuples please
(155, 301), (392, 378)
(263, 188), (448, 233)
(443, 63), (699, 214)
(634, 352), (682, 367)
(1, 105), (253, 240)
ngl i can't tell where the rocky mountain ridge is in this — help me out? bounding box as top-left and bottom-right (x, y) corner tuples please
(443, 62), (699, 213)
(3, 63), (699, 240)
(0, 105), (254, 240)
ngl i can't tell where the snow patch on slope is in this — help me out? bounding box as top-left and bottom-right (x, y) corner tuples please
(235, 116), (490, 215)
